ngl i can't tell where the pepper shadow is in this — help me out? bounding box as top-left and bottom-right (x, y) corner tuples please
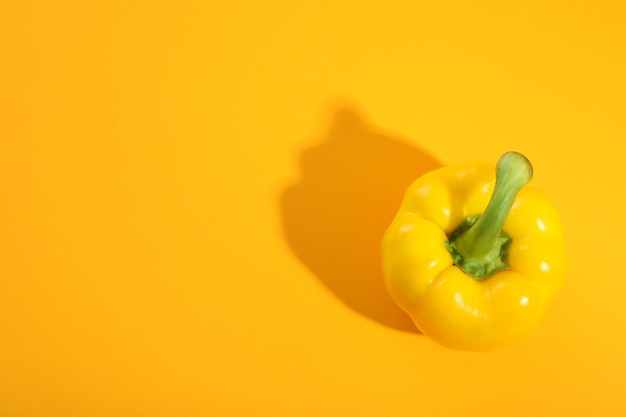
(280, 103), (442, 332)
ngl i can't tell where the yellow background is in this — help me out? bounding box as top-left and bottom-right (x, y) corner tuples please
(1, 1), (625, 415)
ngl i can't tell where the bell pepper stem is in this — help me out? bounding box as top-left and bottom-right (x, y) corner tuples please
(446, 152), (533, 279)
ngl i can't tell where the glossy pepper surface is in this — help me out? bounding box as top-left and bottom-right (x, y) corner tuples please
(382, 152), (566, 351)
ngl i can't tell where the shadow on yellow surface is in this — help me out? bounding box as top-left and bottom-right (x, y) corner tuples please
(281, 103), (442, 332)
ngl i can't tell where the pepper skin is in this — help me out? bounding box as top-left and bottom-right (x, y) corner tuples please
(382, 152), (566, 351)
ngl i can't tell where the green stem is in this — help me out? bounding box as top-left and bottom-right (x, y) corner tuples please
(446, 152), (533, 279)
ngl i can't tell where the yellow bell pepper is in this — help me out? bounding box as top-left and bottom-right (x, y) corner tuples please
(382, 152), (566, 351)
